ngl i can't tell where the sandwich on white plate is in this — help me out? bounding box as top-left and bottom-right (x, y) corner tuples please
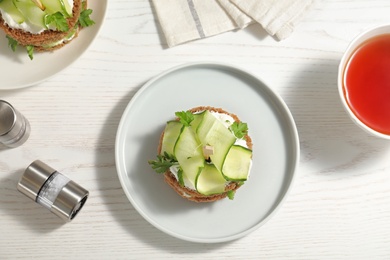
(0, 0), (94, 60)
(149, 106), (253, 203)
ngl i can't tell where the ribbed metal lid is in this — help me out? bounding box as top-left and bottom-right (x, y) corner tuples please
(0, 100), (16, 139)
(0, 100), (30, 147)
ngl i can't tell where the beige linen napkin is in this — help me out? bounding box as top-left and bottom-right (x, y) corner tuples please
(152, 0), (238, 47)
(229, 0), (315, 40)
(217, 0), (253, 29)
(152, 0), (315, 47)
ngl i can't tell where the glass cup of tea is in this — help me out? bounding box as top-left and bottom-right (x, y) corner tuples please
(338, 24), (390, 139)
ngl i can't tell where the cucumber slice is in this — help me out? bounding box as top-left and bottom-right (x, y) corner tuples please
(190, 110), (205, 132)
(160, 120), (182, 155)
(197, 110), (236, 172)
(222, 145), (252, 181)
(196, 164), (226, 195)
(41, 0), (72, 17)
(0, 0), (25, 24)
(60, 0), (72, 17)
(13, 0), (46, 28)
(174, 126), (204, 188)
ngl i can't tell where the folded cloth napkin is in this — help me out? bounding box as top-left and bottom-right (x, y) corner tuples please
(229, 0), (315, 40)
(217, 0), (253, 29)
(152, 0), (315, 47)
(152, 0), (237, 47)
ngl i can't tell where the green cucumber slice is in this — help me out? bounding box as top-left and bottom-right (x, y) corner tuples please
(60, 0), (72, 17)
(222, 145), (252, 181)
(160, 120), (182, 155)
(174, 126), (204, 188)
(197, 110), (236, 172)
(190, 110), (205, 132)
(0, 0), (25, 24)
(13, 0), (46, 28)
(40, 0), (72, 17)
(196, 164), (226, 195)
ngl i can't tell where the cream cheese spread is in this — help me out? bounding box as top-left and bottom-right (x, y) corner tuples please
(42, 27), (77, 48)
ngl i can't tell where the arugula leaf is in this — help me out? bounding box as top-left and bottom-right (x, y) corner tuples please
(148, 152), (178, 173)
(45, 12), (69, 32)
(175, 111), (194, 126)
(227, 190), (235, 200)
(230, 122), (248, 139)
(78, 8), (95, 28)
(6, 36), (18, 52)
(26, 45), (34, 60)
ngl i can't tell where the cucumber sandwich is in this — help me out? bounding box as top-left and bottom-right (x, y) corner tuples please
(0, 0), (94, 59)
(149, 106), (253, 203)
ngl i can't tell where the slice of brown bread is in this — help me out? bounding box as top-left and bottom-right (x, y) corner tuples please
(0, 0), (85, 49)
(34, 26), (80, 52)
(158, 106), (253, 203)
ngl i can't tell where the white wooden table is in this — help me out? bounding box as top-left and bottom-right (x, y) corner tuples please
(1, 0), (390, 259)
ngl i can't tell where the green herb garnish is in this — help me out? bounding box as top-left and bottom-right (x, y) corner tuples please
(26, 45), (34, 60)
(6, 36), (34, 60)
(230, 122), (248, 139)
(45, 12), (69, 32)
(78, 8), (95, 27)
(175, 111), (194, 127)
(227, 190), (235, 200)
(148, 152), (178, 173)
(177, 168), (184, 187)
(6, 36), (18, 52)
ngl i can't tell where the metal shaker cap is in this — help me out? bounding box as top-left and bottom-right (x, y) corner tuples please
(17, 160), (89, 222)
(0, 100), (30, 148)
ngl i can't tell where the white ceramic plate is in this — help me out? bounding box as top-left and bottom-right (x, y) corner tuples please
(0, 0), (107, 89)
(115, 62), (300, 243)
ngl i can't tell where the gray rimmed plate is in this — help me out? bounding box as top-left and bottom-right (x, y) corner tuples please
(115, 62), (299, 243)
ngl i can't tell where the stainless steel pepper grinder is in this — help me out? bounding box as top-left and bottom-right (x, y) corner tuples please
(17, 160), (89, 222)
(0, 100), (30, 148)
